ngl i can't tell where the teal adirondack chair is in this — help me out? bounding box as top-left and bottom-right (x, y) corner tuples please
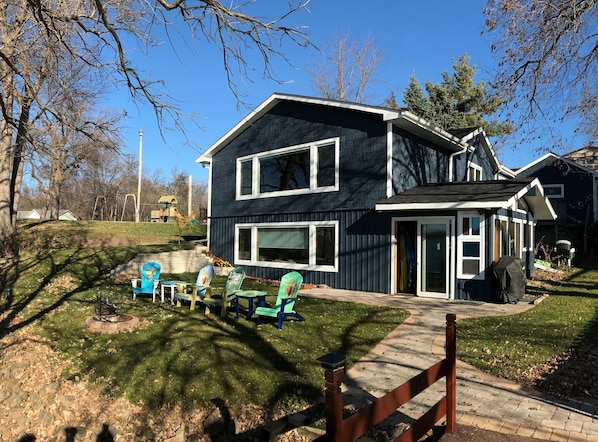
(255, 271), (304, 330)
(201, 267), (245, 317)
(173, 264), (215, 310)
(131, 261), (161, 301)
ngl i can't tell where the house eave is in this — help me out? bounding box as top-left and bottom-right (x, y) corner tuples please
(196, 93), (471, 162)
(387, 111), (468, 152)
(196, 93), (402, 162)
(375, 201), (513, 211)
(375, 178), (557, 221)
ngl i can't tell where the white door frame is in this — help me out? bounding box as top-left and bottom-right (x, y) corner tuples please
(392, 216), (455, 299)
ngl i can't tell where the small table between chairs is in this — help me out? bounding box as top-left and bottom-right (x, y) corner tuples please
(235, 290), (268, 319)
(160, 281), (188, 304)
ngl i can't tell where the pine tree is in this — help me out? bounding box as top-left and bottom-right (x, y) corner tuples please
(402, 74), (430, 120)
(391, 55), (513, 136)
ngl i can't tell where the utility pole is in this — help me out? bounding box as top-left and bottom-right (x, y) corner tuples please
(136, 129), (143, 222)
(188, 175), (192, 216)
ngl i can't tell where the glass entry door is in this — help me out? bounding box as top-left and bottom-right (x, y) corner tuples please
(418, 219), (452, 298)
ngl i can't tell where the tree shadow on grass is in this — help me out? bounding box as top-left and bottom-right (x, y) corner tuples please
(0, 229), (405, 440)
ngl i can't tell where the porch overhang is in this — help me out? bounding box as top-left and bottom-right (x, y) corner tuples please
(375, 178), (557, 221)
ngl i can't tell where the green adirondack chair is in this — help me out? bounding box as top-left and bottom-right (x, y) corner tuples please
(255, 271), (304, 330)
(201, 267), (245, 317)
(173, 264), (215, 310)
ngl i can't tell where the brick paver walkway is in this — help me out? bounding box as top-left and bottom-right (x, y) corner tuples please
(300, 289), (598, 441)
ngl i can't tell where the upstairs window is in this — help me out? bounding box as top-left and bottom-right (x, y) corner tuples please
(237, 138), (339, 199)
(543, 184), (564, 198)
(467, 162), (483, 181)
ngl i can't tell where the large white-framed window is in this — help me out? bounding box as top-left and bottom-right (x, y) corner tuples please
(457, 212), (484, 279)
(236, 137), (339, 199)
(543, 184), (564, 198)
(467, 162), (483, 181)
(235, 221), (338, 271)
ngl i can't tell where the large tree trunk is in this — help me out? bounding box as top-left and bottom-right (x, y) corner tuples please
(10, 94), (32, 227)
(0, 135), (15, 244)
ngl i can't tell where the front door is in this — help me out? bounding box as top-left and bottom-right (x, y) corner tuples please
(418, 219), (452, 299)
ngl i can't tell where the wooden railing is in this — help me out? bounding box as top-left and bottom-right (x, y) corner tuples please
(315, 313), (456, 442)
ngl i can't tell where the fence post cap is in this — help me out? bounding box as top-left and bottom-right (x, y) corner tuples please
(317, 352), (346, 369)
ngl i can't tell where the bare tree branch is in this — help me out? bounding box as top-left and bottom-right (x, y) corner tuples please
(485, 0), (598, 144)
(307, 31), (385, 103)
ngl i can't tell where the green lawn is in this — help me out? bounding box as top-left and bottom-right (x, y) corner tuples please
(7, 220), (598, 407)
(1, 226), (409, 413)
(457, 265), (598, 398)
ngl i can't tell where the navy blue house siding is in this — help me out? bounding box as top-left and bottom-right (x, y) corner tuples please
(209, 209), (394, 293)
(453, 142), (496, 181)
(392, 129), (450, 191)
(208, 101), (396, 293)
(203, 95), (551, 299)
(532, 161), (594, 225)
(210, 102), (389, 217)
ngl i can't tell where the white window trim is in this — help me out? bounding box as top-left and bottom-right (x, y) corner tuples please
(234, 221), (339, 272)
(236, 137), (340, 200)
(457, 212), (485, 279)
(495, 215), (530, 260)
(467, 161), (483, 182)
(543, 184), (564, 198)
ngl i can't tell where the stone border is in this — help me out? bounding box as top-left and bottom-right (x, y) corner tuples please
(85, 315), (140, 333)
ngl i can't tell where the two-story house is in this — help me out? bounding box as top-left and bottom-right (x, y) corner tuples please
(197, 94), (555, 301)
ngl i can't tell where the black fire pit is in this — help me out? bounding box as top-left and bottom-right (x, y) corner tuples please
(86, 292), (140, 333)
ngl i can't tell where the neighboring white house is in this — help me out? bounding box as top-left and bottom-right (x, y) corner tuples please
(17, 209), (78, 221)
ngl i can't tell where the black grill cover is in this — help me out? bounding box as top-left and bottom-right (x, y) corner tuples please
(493, 256), (526, 304)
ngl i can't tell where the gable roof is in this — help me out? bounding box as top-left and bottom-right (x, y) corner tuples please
(563, 145), (598, 157)
(375, 178), (556, 220)
(16, 209), (78, 221)
(196, 93), (470, 163)
(515, 152), (598, 177)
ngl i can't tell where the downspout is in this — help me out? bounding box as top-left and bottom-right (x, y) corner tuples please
(386, 122), (393, 197)
(202, 161), (212, 251)
(448, 146), (468, 183)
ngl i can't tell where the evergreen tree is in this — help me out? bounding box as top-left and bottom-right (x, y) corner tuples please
(402, 74), (430, 120)
(391, 55), (513, 136)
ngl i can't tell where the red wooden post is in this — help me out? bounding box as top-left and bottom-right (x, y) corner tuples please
(445, 313), (457, 434)
(317, 353), (346, 442)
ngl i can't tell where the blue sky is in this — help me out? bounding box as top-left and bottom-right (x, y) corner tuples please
(109, 1), (580, 187)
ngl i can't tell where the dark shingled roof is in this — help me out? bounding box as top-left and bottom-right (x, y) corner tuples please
(377, 178), (535, 205)
(375, 178), (556, 221)
(446, 127), (479, 139)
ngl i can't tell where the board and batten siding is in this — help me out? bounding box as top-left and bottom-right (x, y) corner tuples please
(391, 129), (451, 194)
(208, 209), (394, 294)
(210, 102), (389, 219)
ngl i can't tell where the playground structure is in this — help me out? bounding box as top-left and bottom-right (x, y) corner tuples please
(92, 194), (184, 222)
(150, 195), (180, 222)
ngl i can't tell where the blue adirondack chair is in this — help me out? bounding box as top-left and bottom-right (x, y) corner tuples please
(201, 267), (245, 317)
(173, 264), (215, 310)
(255, 271), (304, 330)
(131, 261), (161, 301)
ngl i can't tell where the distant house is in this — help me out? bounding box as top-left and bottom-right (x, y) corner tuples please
(563, 145), (598, 172)
(197, 93), (555, 301)
(515, 152), (598, 253)
(17, 209), (78, 221)
(515, 152), (598, 227)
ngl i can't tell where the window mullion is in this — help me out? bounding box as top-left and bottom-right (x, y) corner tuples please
(311, 145), (317, 190)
